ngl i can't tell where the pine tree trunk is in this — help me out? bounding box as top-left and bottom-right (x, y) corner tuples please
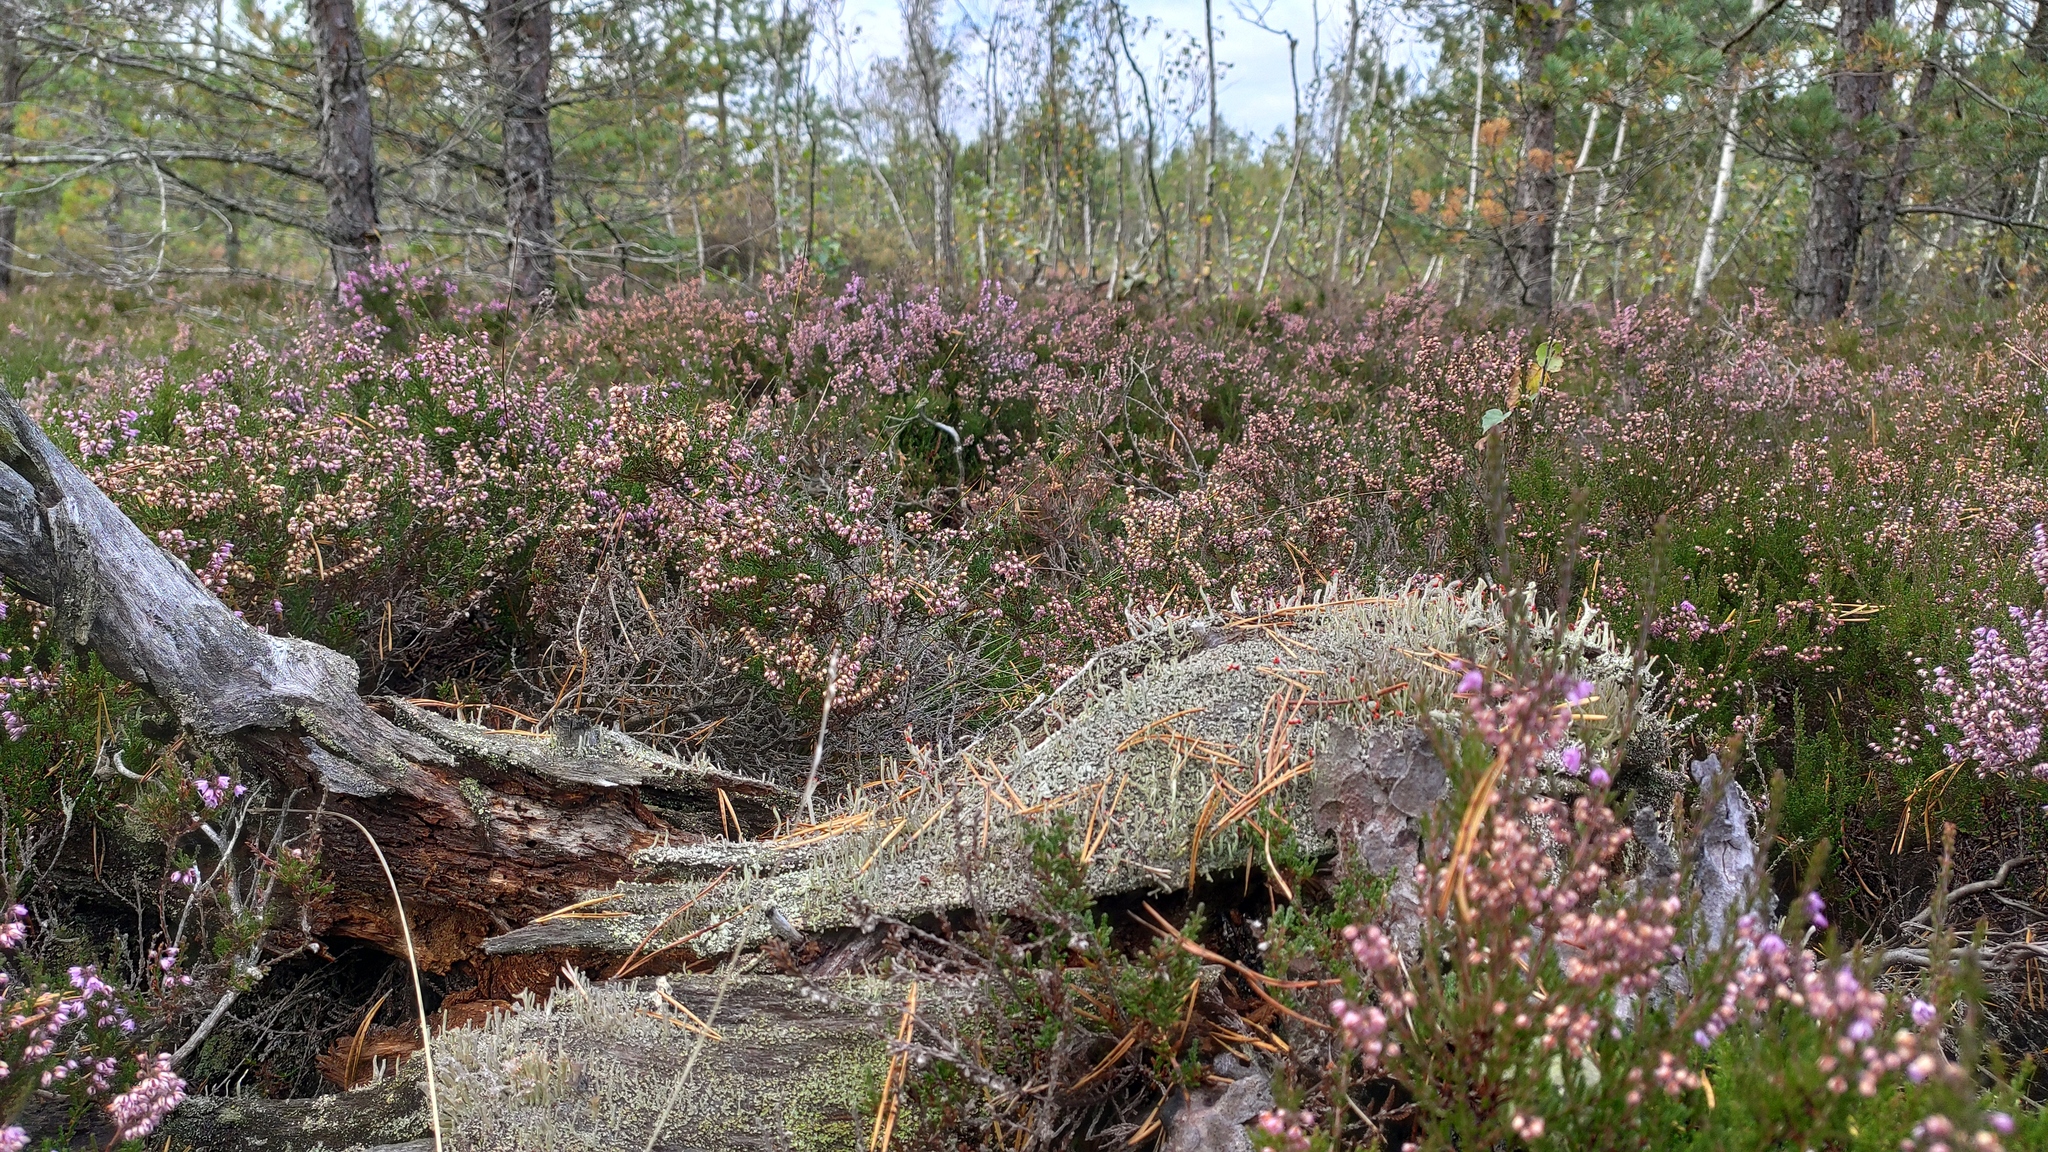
(1853, 0), (1949, 317)
(0, 5), (25, 294)
(1793, 0), (1893, 321)
(309, 0), (380, 287)
(1500, 0), (1574, 318)
(486, 0), (554, 299)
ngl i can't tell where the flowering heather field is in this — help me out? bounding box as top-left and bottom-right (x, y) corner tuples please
(1, 268), (2048, 1146)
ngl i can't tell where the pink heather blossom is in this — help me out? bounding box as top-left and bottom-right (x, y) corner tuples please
(107, 1053), (185, 1141)
(1559, 744), (1585, 776)
(1320, 663), (1946, 1140)
(1928, 525), (2048, 781)
(1252, 1108), (1315, 1152)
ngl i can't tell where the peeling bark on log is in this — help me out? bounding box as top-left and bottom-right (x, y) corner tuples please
(1309, 725), (1447, 951)
(0, 395), (786, 966)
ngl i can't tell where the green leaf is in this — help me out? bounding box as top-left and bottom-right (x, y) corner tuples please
(1481, 408), (1510, 434)
(1533, 340), (1565, 374)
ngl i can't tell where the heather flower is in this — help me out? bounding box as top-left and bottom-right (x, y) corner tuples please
(106, 1053), (185, 1141)
(190, 773), (244, 810)
(1252, 1107), (1315, 1152)
(1928, 525), (2048, 781)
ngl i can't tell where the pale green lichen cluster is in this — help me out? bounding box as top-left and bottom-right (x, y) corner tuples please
(426, 972), (897, 1152)
(547, 580), (1657, 960)
(370, 582), (1658, 1152)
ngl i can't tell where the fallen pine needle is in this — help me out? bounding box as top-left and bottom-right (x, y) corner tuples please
(530, 890), (627, 925)
(613, 869), (733, 979)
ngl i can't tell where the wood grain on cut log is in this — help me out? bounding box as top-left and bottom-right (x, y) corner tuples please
(0, 394), (787, 967)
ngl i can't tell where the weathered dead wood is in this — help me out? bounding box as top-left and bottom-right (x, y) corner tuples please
(0, 394), (786, 966)
(162, 1075), (429, 1151)
(1308, 725), (1448, 950)
(160, 973), (904, 1152)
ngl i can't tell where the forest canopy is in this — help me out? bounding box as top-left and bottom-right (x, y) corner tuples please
(4, 0), (2048, 320)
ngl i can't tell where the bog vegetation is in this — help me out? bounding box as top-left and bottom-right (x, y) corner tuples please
(2, 0), (2048, 1149)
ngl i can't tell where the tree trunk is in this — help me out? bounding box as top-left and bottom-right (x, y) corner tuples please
(2029, 0), (2048, 65)
(1691, 85), (1743, 312)
(309, 0), (380, 287)
(0, 394), (786, 970)
(1499, 0), (1574, 318)
(485, 0), (554, 299)
(1202, 0), (1219, 284)
(0, 3), (25, 293)
(1793, 0), (1894, 321)
(906, 0), (956, 281)
(1853, 0), (1950, 316)
(1325, 0), (1361, 291)
(1455, 16), (1484, 307)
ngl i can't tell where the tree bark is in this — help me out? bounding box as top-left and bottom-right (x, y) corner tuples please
(1793, 0), (1894, 321)
(485, 0), (554, 299)
(2029, 0), (2048, 66)
(1499, 0), (1574, 318)
(1853, 0), (1949, 316)
(906, 0), (956, 281)
(0, 2), (26, 293)
(0, 394), (786, 969)
(309, 0), (380, 286)
(1455, 16), (1484, 307)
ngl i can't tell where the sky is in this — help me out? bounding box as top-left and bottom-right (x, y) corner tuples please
(829, 0), (1435, 140)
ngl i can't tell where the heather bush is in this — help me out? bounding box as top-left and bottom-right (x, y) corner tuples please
(889, 814), (1210, 1147)
(3, 275), (2048, 1135)
(1249, 648), (2037, 1151)
(0, 902), (185, 1147)
(13, 272), (2048, 846)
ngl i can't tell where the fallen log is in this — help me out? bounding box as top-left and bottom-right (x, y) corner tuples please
(161, 972), (903, 1152)
(0, 393), (785, 966)
(483, 589), (1665, 965)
